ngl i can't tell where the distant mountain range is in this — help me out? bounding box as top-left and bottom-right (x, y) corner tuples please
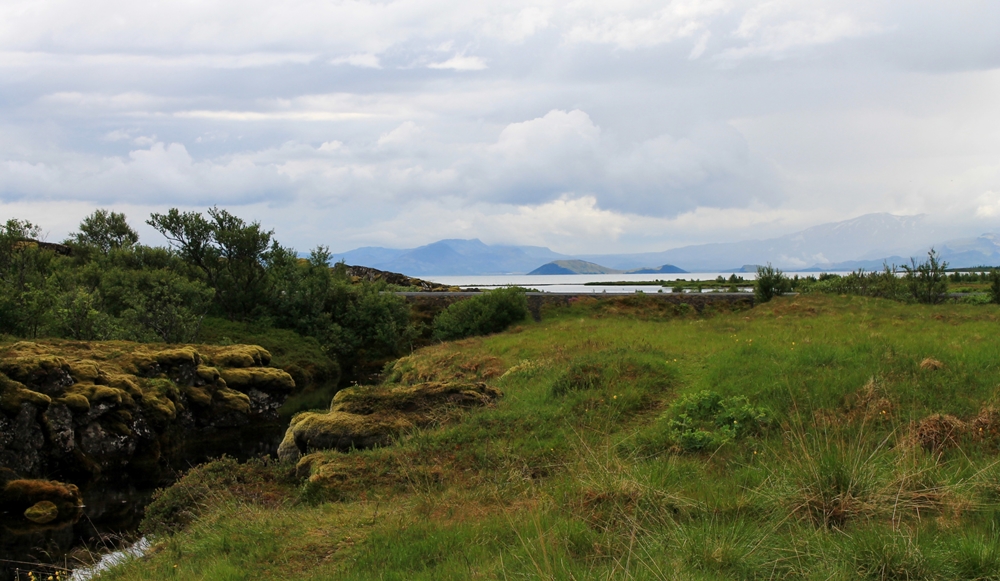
(332, 213), (999, 276)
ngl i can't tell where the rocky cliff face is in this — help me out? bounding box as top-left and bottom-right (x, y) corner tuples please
(0, 341), (295, 482)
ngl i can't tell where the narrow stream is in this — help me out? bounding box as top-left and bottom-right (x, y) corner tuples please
(0, 422), (286, 581)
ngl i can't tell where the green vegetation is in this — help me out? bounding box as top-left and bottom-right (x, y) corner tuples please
(431, 286), (529, 341)
(754, 263), (790, 303)
(94, 294), (1000, 580)
(0, 209), (421, 387)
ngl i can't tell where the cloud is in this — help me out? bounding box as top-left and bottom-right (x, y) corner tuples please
(378, 121), (423, 146)
(330, 53), (381, 68)
(427, 54), (488, 71)
(976, 191), (1000, 218)
(563, 0), (728, 50)
(2, 0), (999, 257)
(718, 0), (883, 61)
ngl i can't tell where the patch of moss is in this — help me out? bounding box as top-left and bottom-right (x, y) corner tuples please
(139, 378), (181, 425)
(0, 355), (69, 385)
(198, 319), (339, 388)
(0, 372), (51, 414)
(196, 365), (221, 383)
(67, 360), (101, 383)
(155, 347), (201, 367)
(214, 387), (251, 414)
(205, 345), (272, 368)
(102, 373), (142, 398)
(23, 500), (59, 524)
(55, 392), (90, 412)
(220, 367), (295, 395)
(1, 478), (84, 533)
(0, 478), (83, 512)
(283, 410), (413, 457)
(183, 386), (213, 407)
(66, 383), (133, 408)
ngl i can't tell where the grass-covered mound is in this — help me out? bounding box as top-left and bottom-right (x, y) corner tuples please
(104, 295), (1000, 580)
(0, 340), (294, 481)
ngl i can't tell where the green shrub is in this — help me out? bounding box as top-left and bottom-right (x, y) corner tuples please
(629, 390), (770, 454)
(754, 264), (790, 303)
(432, 287), (529, 341)
(903, 249), (949, 304)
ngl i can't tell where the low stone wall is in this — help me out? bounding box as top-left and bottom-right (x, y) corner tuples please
(396, 291), (755, 322)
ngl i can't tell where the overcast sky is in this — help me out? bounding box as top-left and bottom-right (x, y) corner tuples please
(1, 0), (999, 254)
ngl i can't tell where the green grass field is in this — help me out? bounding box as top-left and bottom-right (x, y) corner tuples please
(102, 294), (1000, 580)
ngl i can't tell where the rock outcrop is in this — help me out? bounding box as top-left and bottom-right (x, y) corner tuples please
(0, 469), (83, 534)
(0, 341), (294, 481)
(278, 381), (500, 461)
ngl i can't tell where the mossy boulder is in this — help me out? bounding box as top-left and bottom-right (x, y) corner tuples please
(205, 345), (272, 368)
(278, 381), (501, 462)
(1, 341), (294, 480)
(0, 477), (83, 532)
(0, 356), (73, 395)
(279, 411), (414, 459)
(0, 372), (51, 415)
(219, 367), (295, 395)
(24, 500), (59, 523)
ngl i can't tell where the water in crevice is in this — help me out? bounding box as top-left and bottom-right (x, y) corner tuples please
(0, 421), (285, 580)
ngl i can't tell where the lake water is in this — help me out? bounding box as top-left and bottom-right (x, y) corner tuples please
(423, 272), (850, 294)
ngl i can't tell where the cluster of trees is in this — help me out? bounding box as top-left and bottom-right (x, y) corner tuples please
(757, 250), (967, 304)
(0, 209), (414, 380)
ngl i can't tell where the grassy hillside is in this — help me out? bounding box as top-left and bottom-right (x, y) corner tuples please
(102, 294), (1000, 580)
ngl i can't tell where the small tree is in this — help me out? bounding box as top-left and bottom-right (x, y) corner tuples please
(902, 249), (948, 304)
(754, 264), (789, 304)
(990, 270), (1000, 305)
(69, 209), (139, 253)
(147, 207), (279, 320)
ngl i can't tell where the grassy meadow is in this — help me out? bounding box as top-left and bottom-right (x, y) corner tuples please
(101, 294), (1000, 580)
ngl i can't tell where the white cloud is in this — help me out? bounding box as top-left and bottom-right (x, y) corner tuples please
(378, 122), (423, 146)
(2, 0), (1000, 256)
(563, 0), (728, 49)
(173, 110), (378, 121)
(0, 51), (318, 69)
(976, 191), (1000, 218)
(104, 130), (132, 141)
(330, 53), (381, 68)
(427, 54), (488, 71)
(486, 7), (551, 43)
(718, 0), (883, 61)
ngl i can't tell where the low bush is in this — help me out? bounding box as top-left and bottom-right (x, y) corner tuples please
(432, 287), (529, 341)
(628, 390), (770, 454)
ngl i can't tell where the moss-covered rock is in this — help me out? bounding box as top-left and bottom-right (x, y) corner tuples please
(205, 345), (272, 368)
(278, 381), (501, 462)
(0, 340), (294, 480)
(220, 367), (295, 395)
(0, 355), (73, 395)
(0, 477), (83, 533)
(24, 500), (59, 523)
(0, 372), (51, 415)
(279, 411), (413, 460)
